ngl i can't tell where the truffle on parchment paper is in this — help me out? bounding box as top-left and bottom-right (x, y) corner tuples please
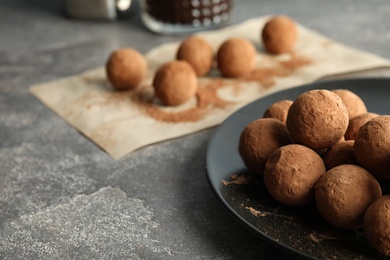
(261, 15), (298, 54)
(106, 48), (147, 91)
(217, 38), (256, 78)
(177, 36), (213, 77)
(152, 60), (198, 106)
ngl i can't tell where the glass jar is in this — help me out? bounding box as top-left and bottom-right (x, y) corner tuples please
(140, 0), (232, 34)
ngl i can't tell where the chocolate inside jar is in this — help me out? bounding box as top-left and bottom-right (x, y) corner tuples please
(145, 0), (231, 26)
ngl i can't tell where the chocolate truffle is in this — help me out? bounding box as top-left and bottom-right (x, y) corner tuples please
(315, 148), (328, 157)
(286, 89), (349, 150)
(364, 195), (390, 256)
(264, 144), (326, 206)
(354, 115), (390, 180)
(315, 164), (382, 229)
(217, 38), (256, 78)
(152, 61), (198, 106)
(239, 118), (292, 175)
(332, 89), (367, 119)
(263, 100), (293, 124)
(261, 16), (298, 54)
(323, 140), (356, 170)
(106, 48), (147, 91)
(315, 137), (345, 157)
(177, 36), (213, 77)
(345, 112), (379, 140)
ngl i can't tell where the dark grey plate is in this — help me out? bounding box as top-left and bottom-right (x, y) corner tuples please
(206, 78), (390, 260)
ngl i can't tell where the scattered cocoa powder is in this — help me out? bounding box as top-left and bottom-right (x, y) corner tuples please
(278, 53), (312, 75)
(130, 79), (233, 123)
(231, 80), (244, 95)
(243, 68), (277, 88)
(321, 40), (333, 48)
(143, 106), (205, 123)
(243, 53), (312, 88)
(246, 207), (271, 217)
(196, 79), (233, 109)
(222, 174), (252, 186)
(308, 231), (340, 243)
(67, 90), (132, 119)
(130, 86), (203, 123)
(128, 53), (312, 123)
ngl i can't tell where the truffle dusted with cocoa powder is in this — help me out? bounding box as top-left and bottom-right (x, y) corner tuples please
(264, 144), (326, 206)
(263, 99), (293, 124)
(345, 112), (379, 140)
(106, 48), (147, 91)
(153, 61), (198, 106)
(239, 118), (292, 175)
(315, 164), (382, 229)
(354, 115), (390, 180)
(177, 36), (213, 77)
(364, 195), (390, 257)
(261, 16), (298, 54)
(332, 89), (367, 119)
(323, 140), (357, 170)
(315, 136), (345, 157)
(217, 38), (256, 78)
(286, 89), (349, 150)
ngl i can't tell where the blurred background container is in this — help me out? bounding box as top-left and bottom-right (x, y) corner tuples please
(140, 0), (232, 34)
(65, 0), (133, 20)
(64, 0), (232, 34)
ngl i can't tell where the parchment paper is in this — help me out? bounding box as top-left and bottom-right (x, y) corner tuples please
(30, 16), (390, 159)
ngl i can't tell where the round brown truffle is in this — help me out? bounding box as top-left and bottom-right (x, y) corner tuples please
(261, 15), (298, 54)
(364, 195), (390, 256)
(323, 140), (357, 170)
(354, 115), (390, 180)
(217, 38), (256, 78)
(239, 118), (292, 175)
(331, 89), (367, 119)
(177, 36), (213, 77)
(345, 112), (379, 140)
(152, 60), (198, 106)
(315, 136), (345, 157)
(315, 164), (382, 229)
(106, 48), (147, 91)
(263, 100), (293, 124)
(264, 144), (326, 206)
(286, 89), (349, 150)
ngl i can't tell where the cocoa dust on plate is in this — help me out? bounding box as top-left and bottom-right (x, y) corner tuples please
(132, 53), (312, 123)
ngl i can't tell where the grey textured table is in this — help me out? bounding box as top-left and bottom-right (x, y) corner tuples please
(0, 1), (389, 259)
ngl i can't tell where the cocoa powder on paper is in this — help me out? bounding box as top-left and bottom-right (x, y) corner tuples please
(243, 53), (312, 88)
(142, 106), (205, 123)
(132, 53), (312, 123)
(196, 79), (233, 109)
(131, 79), (230, 123)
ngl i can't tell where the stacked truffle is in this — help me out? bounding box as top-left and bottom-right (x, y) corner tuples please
(238, 88), (390, 256)
(105, 15), (299, 107)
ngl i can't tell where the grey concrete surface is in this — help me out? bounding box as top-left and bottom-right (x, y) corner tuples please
(0, 0), (389, 259)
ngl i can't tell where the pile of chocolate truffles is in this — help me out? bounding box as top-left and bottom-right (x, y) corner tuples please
(105, 16), (298, 107)
(239, 88), (390, 256)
